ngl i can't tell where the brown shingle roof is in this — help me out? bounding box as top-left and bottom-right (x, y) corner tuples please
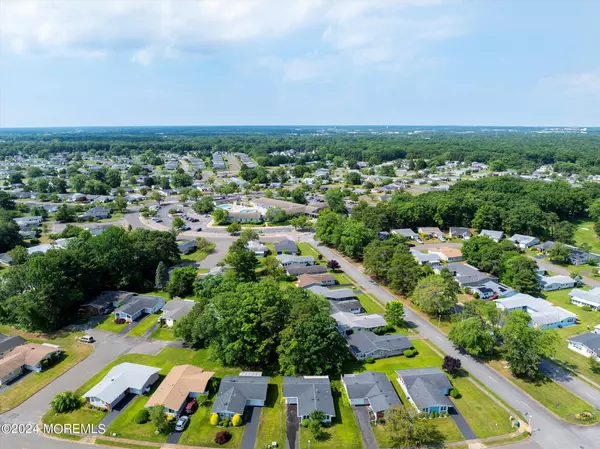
(146, 365), (215, 411)
(296, 273), (336, 288)
(0, 343), (60, 378)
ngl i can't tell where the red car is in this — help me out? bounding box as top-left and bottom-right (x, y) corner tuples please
(184, 398), (198, 415)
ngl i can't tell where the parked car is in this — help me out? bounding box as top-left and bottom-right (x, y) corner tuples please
(196, 227), (202, 232)
(184, 398), (197, 415)
(175, 415), (190, 431)
(78, 335), (95, 343)
(181, 226), (191, 231)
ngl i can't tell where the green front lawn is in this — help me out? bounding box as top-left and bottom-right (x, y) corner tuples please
(94, 315), (128, 333)
(95, 439), (160, 449)
(43, 406), (106, 437)
(149, 326), (177, 341)
(127, 313), (160, 337)
(0, 326), (93, 413)
(575, 221), (600, 254)
(355, 293), (385, 314)
(254, 377), (286, 449)
(181, 243), (216, 262)
(332, 271), (355, 285)
(298, 381), (363, 449)
(107, 395), (169, 443)
(297, 242), (321, 259)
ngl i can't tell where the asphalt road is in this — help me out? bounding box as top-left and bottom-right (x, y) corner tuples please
(299, 235), (600, 449)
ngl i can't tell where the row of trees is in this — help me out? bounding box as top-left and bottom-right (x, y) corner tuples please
(0, 226), (180, 332)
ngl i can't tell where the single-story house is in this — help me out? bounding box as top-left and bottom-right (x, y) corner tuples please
(274, 239), (299, 254)
(308, 285), (356, 301)
(283, 376), (335, 423)
(471, 281), (516, 300)
(417, 227), (446, 241)
(569, 288), (600, 311)
(0, 342), (61, 385)
(538, 274), (576, 291)
(296, 273), (336, 289)
(14, 216), (43, 230)
(331, 311), (387, 333)
(346, 331), (413, 360)
(159, 299), (195, 327)
(178, 240), (198, 255)
(81, 291), (134, 315)
(440, 262), (496, 287)
(277, 254), (315, 267)
(391, 228), (422, 242)
(396, 368), (453, 415)
(80, 207), (111, 220)
(449, 227), (470, 239)
(0, 333), (27, 358)
(228, 211), (263, 223)
(428, 247), (463, 263)
(410, 249), (441, 266)
(508, 234), (539, 249)
(247, 240), (269, 257)
(146, 365), (215, 417)
(115, 295), (166, 322)
(84, 363), (161, 410)
(286, 264), (328, 276)
(343, 372), (401, 419)
(211, 373), (270, 419)
(479, 229), (504, 242)
(496, 293), (577, 329)
(567, 333), (600, 361)
(330, 299), (362, 314)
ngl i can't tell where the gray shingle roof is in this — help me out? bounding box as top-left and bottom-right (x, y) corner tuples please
(347, 331), (413, 356)
(568, 332), (600, 355)
(116, 296), (164, 316)
(396, 368), (452, 410)
(308, 285), (356, 300)
(161, 300), (195, 322)
(283, 376), (335, 417)
(274, 239), (298, 253)
(286, 265), (327, 276)
(0, 333), (27, 355)
(212, 375), (269, 415)
(343, 372), (401, 413)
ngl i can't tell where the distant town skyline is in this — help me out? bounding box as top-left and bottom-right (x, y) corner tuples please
(2, 0), (599, 128)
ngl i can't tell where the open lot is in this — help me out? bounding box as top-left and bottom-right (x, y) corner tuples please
(0, 325), (93, 413)
(253, 378), (286, 449)
(575, 221), (600, 254)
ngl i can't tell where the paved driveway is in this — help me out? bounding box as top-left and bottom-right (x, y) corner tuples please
(353, 406), (377, 449)
(241, 406), (262, 449)
(286, 404), (299, 449)
(449, 407), (476, 440)
(100, 393), (137, 428)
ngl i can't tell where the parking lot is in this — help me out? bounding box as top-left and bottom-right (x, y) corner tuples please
(152, 201), (213, 231)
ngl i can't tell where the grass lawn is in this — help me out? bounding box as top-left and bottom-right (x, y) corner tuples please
(149, 326), (177, 341)
(107, 395), (169, 443)
(94, 315), (128, 333)
(332, 271), (355, 285)
(180, 243), (216, 262)
(0, 326), (93, 413)
(254, 377), (286, 449)
(298, 381), (363, 449)
(43, 405), (107, 434)
(372, 413), (462, 447)
(575, 221), (600, 254)
(127, 313), (160, 337)
(451, 376), (514, 438)
(297, 242), (321, 259)
(95, 439), (160, 449)
(489, 360), (598, 424)
(356, 293), (385, 314)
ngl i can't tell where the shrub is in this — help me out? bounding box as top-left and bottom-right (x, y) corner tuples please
(429, 411), (439, 418)
(114, 318), (126, 324)
(210, 414), (219, 426)
(232, 414), (242, 427)
(215, 431), (232, 445)
(133, 409), (149, 424)
(301, 418), (310, 428)
(29, 238), (40, 244)
(51, 391), (82, 413)
(376, 417), (385, 424)
(582, 305), (593, 312)
(449, 388), (460, 398)
(365, 357), (375, 364)
(403, 349), (416, 357)
(222, 416), (230, 427)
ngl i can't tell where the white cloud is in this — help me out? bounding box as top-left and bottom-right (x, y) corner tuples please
(1, 0), (464, 75)
(538, 71), (600, 96)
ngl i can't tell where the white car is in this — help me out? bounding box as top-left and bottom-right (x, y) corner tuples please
(175, 415), (189, 432)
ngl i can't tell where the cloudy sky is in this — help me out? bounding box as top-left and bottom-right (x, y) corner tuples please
(1, 0), (599, 127)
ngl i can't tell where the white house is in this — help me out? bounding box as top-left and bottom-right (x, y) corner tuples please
(569, 288), (600, 311)
(247, 240), (269, 257)
(479, 230), (504, 242)
(331, 311), (387, 333)
(159, 300), (195, 328)
(538, 274), (576, 291)
(283, 376), (335, 423)
(496, 293), (577, 329)
(83, 363), (161, 410)
(115, 296), (165, 322)
(211, 373), (269, 419)
(567, 333), (600, 361)
(508, 234), (539, 249)
(276, 254), (315, 267)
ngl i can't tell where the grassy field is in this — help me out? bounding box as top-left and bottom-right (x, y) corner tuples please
(332, 271), (355, 285)
(543, 289), (600, 386)
(355, 293), (384, 314)
(94, 315), (128, 333)
(149, 326), (177, 341)
(575, 221), (600, 254)
(489, 360), (598, 424)
(107, 395), (169, 443)
(0, 326), (93, 413)
(95, 439), (160, 449)
(254, 377), (286, 449)
(298, 381), (363, 449)
(180, 242), (216, 262)
(297, 242), (321, 258)
(127, 313), (160, 337)
(43, 405), (107, 434)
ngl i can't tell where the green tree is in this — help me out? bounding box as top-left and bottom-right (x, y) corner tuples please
(338, 219), (375, 259)
(51, 391), (82, 413)
(547, 242), (572, 264)
(0, 191), (16, 209)
(192, 196), (214, 214)
(315, 210), (346, 247)
(502, 255), (540, 295)
(172, 216), (185, 229)
(291, 188), (307, 204)
(239, 229), (259, 243)
(325, 188), (346, 214)
(0, 216), (22, 252)
(112, 196), (128, 213)
(224, 239), (259, 281)
(290, 215), (310, 230)
(552, 220), (575, 244)
(448, 316), (496, 356)
(167, 266), (197, 298)
(500, 310), (559, 379)
(55, 204), (76, 223)
(345, 171), (362, 185)
(385, 301), (405, 327)
(265, 207), (287, 223)
(155, 261), (169, 290)
(386, 406), (444, 448)
(411, 275), (457, 316)
(105, 169), (122, 188)
(7, 245), (28, 265)
(212, 208), (229, 225)
(227, 221), (241, 234)
(150, 191), (164, 205)
(148, 404), (169, 433)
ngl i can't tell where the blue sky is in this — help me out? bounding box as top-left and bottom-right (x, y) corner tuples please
(1, 0), (599, 127)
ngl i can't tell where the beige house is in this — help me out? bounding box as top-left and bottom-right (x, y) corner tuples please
(0, 343), (62, 385)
